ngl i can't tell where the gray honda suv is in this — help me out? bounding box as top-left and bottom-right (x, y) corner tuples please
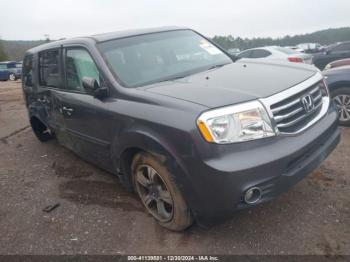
(22, 27), (340, 231)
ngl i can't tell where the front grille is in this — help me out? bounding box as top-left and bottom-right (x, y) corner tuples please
(270, 82), (324, 133)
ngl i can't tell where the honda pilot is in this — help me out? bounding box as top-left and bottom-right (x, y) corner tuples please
(22, 27), (340, 231)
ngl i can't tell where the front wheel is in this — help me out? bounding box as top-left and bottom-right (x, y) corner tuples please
(332, 87), (350, 126)
(131, 152), (193, 231)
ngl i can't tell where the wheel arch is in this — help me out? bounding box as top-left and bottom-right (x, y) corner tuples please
(112, 129), (191, 192)
(30, 115), (46, 128)
(328, 80), (350, 94)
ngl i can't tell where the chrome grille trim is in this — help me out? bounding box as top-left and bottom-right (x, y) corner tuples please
(310, 86), (320, 95)
(260, 72), (330, 135)
(274, 107), (303, 123)
(314, 92), (322, 102)
(275, 101), (323, 129)
(271, 97), (300, 114)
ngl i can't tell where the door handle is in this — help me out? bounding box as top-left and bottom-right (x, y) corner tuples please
(62, 106), (73, 112)
(37, 98), (47, 103)
(62, 106), (74, 115)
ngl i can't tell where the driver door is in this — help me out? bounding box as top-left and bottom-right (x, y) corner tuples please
(59, 47), (114, 171)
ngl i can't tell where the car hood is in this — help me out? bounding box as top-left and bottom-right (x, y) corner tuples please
(323, 65), (350, 76)
(144, 60), (318, 108)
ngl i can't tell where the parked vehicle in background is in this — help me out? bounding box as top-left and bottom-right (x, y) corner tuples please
(313, 41), (350, 70)
(227, 48), (240, 56)
(297, 43), (322, 53)
(22, 27), (339, 231)
(324, 58), (350, 70)
(323, 65), (350, 126)
(0, 61), (22, 81)
(15, 62), (23, 79)
(285, 46), (305, 53)
(237, 46), (313, 64)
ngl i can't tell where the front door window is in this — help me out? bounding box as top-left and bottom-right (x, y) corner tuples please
(65, 48), (100, 92)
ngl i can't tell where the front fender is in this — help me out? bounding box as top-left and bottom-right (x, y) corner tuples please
(110, 125), (201, 214)
(111, 126), (190, 176)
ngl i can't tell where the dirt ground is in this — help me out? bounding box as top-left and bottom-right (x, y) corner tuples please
(0, 81), (349, 255)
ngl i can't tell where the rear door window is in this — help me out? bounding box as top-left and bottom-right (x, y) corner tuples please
(39, 49), (61, 88)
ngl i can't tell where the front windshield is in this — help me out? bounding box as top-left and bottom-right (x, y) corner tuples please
(0, 64), (7, 70)
(98, 30), (232, 87)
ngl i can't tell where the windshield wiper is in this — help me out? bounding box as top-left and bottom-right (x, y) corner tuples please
(155, 63), (230, 84)
(157, 75), (189, 84)
(206, 62), (231, 71)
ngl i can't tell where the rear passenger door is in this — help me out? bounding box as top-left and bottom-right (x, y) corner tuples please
(37, 48), (72, 148)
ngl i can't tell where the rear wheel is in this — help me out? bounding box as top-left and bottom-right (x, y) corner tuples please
(30, 118), (55, 142)
(131, 152), (193, 231)
(332, 87), (350, 126)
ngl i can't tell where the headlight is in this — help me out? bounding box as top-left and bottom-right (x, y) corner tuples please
(319, 78), (329, 97)
(324, 64), (331, 70)
(197, 101), (276, 144)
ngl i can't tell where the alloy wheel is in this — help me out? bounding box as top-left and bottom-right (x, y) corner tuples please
(135, 164), (174, 222)
(333, 94), (350, 122)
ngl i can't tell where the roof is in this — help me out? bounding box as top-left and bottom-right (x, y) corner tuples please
(26, 26), (188, 54)
(90, 26), (188, 42)
(0, 61), (17, 64)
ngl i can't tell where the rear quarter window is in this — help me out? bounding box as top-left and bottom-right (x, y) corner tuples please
(23, 55), (34, 87)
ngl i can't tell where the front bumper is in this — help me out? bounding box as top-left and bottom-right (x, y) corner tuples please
(181, 105), (340, 225)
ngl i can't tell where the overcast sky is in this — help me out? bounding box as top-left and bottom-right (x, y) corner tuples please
(1, 0), (350, 40)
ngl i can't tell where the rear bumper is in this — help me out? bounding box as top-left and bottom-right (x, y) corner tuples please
(181, 105), (340, 225)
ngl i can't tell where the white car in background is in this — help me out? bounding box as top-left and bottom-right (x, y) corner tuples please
(297, 43), (323, 53)
(285, 46), (305, 53)
(237, 46), (313, 64)
(227, 48), (241, 55)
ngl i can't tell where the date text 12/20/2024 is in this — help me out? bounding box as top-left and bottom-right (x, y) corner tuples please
(127, 256), (219, 261)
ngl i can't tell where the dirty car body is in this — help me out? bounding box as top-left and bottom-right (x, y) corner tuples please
(22, 27), (340, 228)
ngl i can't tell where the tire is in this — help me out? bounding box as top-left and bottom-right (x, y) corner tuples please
(30, 118), (55, 142)
(331, 87), (350, 126)
(9, 73), (16, 81)
(131, 152), (193, 231)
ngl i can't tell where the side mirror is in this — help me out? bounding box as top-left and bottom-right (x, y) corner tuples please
(82, 77), (108, 99)
(325, 50), (331, 55)
(229, 54), (241, 62)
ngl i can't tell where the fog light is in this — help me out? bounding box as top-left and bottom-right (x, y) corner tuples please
(244, 187), (262, 204)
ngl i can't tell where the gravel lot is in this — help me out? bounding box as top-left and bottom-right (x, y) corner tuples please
(0, 81), (349, 255)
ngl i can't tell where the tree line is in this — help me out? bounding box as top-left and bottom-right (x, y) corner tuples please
(0, 40), (7, 61)
(212, 27), (350, 51)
